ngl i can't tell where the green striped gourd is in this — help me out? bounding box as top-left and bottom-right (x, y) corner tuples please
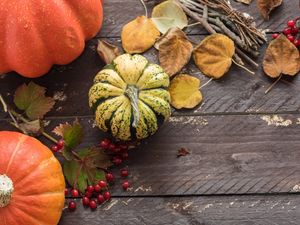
(89, 54), (171, 141)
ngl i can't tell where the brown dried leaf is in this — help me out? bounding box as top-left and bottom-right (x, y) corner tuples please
(257, 0), (282, 20)
(121, 16), (160, 53)
(177, 147), (190, 158)
(263, 34), (300, 78)
(193, 34), (235, 79)
(158, 27), (193, 76)
(168, 74), (202, 109)
(97, 40), (121, 64)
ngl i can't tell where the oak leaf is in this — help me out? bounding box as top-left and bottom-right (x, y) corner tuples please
(263, 34), (300, 78)
(168, 74), (202, 109)
(158, 27), (193, 76)
(121, 16), (160, 53)
(257, 0), (282, 20)
(97, 40), (121, 64)
(193, 34), (235, 79)
(151, 0), (188, 34)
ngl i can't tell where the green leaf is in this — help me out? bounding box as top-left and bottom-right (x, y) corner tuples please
(53, 119), (83, 159)
(151, 0), (188, 34)
(63, 147), (112, 192)
(14, 82), (55, 120)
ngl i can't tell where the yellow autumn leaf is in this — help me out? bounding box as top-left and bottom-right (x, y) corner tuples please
(158, 27), (193, 76)
(121, 16), (160, 54)
(169, 74), (202, 109)
(193, 34), (235, 79)
(263, 34), (300, 78)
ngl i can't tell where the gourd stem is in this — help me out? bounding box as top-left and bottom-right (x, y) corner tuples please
(125, 85), (140, 128)
(0, 174), (14, 208)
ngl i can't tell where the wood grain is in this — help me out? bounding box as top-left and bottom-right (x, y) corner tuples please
(59, 195), (300, 225)
(2, 35), (300, 119)
(99, 0), (297, 37)
(1, 113), (300, 196)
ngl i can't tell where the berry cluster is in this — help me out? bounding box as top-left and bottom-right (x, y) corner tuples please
(272, 19), (300, 47)
(51, 139), (64, 152)
(64, 137), (132, 212)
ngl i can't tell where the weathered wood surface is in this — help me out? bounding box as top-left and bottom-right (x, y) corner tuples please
(59, 195), (300, 225)
(1, 114), (300, 196)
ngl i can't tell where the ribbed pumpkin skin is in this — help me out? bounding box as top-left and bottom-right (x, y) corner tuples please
(0, 0), (103, 78)
(89, 54), (172, 141)
(0, 131), (65, 225)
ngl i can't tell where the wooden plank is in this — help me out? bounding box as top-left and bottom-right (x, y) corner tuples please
(59, 195), (300, 225)
(1, 113), (300, 195)
(99, 0), (298, 37)
(2, 35), (300, 119)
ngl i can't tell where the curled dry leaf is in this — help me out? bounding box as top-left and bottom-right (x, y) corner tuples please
(158, 27), (193, 76)
(121, 16), (160, 53)
(193, 34), (235, 79)
(263, 34), (300, 78)
(97, 40), (121, 64)
(151, 0), (188, 34)
(257, 0), (282, 20)
(168, 74), (202, 109)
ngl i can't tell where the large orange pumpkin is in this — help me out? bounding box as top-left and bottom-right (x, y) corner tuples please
(0, 131), (65, 225)
(0, 0), (103, 78)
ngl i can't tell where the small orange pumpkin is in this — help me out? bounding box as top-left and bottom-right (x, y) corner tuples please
(0, 131), (65, 225)
(0, 0), (103, 78)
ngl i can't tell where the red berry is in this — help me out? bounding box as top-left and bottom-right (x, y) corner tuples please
(57, 139), (65, 149)
(100, 140), (110, 149)
(85, 191), (92, 198)
(294, 39), (300, 47)
(97, 194), (105, 204)
(122, 181), (130, 190)
(89, 200), (97, 210)
(287, 20), (296, 28)
(108, 143), (116, 152)
(65, 188), (69, 195)
(114, 147), (121, 153)
(272, 33), (280, 39)
(94, 184), (101, 192)
(98, 180), (107, 188)
(120, 169), (129, 177)
(87, 185), (94, 193)
(283, 27), (292, 35)
(71, 189), (79, 198)
(113, 156), (122, 165)
(106, 173), (114, 182)
(119, 144), (128, 151)
(68, 201), (76, 211)
(103, 191), (111, 200)
(287, 35), (295, 42)
(51, 144), (59, 152)
(291, 27), (299, 35)
(82, 197), (90, 206)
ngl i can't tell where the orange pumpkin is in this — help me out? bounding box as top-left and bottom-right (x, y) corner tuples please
(0, 131), (65, 225)
(0, 0), (103, 78)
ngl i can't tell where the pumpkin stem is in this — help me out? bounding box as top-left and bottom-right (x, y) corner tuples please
(0, 174), (14, 208)
(125, 85), (140, 128)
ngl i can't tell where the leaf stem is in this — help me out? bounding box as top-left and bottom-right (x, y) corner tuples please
(0, 94), (7, 112)
(200, 78), (213, 89)
(42, 131), (58, 143)
(232, 59), (255, 75)
(139, 0), (148, 18)
(265, 74), (282, 94)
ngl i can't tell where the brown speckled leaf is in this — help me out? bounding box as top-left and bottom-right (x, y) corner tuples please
(257, 0), (282, 20)
(263, 34), (300, 78)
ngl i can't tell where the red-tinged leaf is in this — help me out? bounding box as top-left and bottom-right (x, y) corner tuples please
(177, 147), (190, 158)
(14, 82), (55, 120)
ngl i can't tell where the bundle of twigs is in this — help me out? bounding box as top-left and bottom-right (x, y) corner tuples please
(178, 0), (267, 67)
